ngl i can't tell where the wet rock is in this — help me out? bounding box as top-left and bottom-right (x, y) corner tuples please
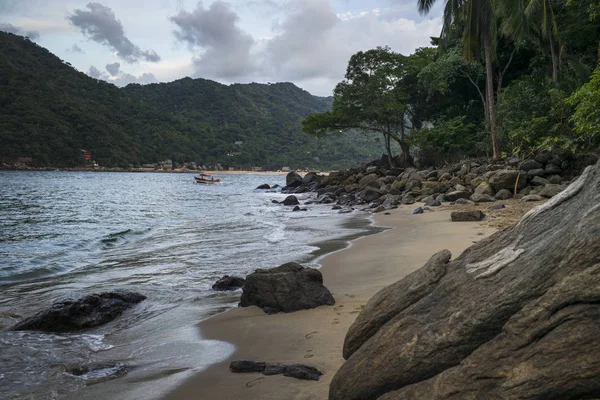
(271, 200), (279, 204)
(282, 195), (300, 206)
(239, 262), (335, 314)
(263, 364), (286, 375)
(521, 194), (544, 202)
(11, 291), (146, 333)
(230, 360), (266, 373)
(283, 364), (323, 381)
(332, 205), (342, 210)
(286, 171), (303, 187)
(469, 194), (495, 203)
(338, 209), (353, 214)
(292, 206), (308, 211)
(494, 189), (513, 200)
(212, 275), (245, 291)
(412, 207), (424, 215)
(302, 172), (320, 184)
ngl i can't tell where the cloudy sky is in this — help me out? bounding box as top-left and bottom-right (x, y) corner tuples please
(0, 0), (443, 95)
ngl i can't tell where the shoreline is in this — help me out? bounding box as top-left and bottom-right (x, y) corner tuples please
(0, 168), (316, 175)
(162, 205), (497, 400)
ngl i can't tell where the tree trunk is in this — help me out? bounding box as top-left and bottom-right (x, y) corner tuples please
(484, 31), (501, 161)
(384, 126), (395, 168)
(550, 39), (558, 81)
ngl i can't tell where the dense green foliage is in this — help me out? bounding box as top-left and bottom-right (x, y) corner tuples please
(0, 32), (384, 170)
(302, 0), (600, 166)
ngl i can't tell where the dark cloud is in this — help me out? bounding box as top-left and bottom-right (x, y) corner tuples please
(68, 2), (160, 63)
(170, 1), (255, 78)
(67, 43), (85, 53)
(105, 62), (120, 76)
(265, 0), (340, 80)
(87, 65), (107, 79)
(0, 23), (40, 40)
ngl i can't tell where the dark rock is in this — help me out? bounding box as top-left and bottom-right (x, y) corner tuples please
(302, 172), (320, 184)
(401, 195), (415, 205)
(547, 175), (563, 184)
(317, 193), (336, 204)
(545, 163), (562, 174)
(271, 184), (280, 189)
(338, 209), (353, 214)
(531, 176), (550, 186)
(494, 189), (513, 200)
(263, 364), (286, 376)
(534, 152), (552, 164)
(65, 362), (128, 381)
(212, 275), (245, 291)
(540, 184), (567, 198)
(366, 165), (378, 174)
(528, 168), (547, 178)
(384, 212), (391, 215)
(282, 195), (300, 206)
(444, 191), (471, 201)
(256, 184), (271, 190)
(412, 207), (424, 215)
(424, 199), (441, 207)
(293, 185), (310, 194)
(11, 291), (146, 332)
(360, 187), (383, 203)
(230, 360), (266, 373)
(292, 206), (307, 211)
(271, 200), (279, 204)
(451, 210), (485, 221)
(329, 161), (600, 400)
(283, 364), (323, 381)
(286, 171), (303, 188)
(520, 159), (543, 171)
(521, 194), (544, 202)
(373, 205), (386, 213)
(332, 205), (342, 210)
(469, 193), (495, 203)
(488, 204), (506, 210)
(488, 170), (528, 191)
(239, 262), (335, 314)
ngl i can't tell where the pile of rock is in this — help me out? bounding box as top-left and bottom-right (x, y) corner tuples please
(274, 153), (592, 213)
(230, 360), (323, 381)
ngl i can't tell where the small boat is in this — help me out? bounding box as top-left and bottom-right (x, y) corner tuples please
(194, 173), (220, 184)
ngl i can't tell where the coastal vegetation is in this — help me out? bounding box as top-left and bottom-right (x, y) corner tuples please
(302, 0), (600, 167)
(0, 31), (384, 170)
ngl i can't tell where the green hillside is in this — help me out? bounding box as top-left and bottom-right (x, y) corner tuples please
(0, 32), (383, 170)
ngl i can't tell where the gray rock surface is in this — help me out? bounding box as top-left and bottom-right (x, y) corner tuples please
(239, 262), (335, 314)
(230, 360), (266, 373)
(540, 184), (567, 198)
(450, 210), (485, 221)
(445, 191), (471, 201)
(329, 161), (600, 400)
(11, 291), (146, 332)
(469, 193), (495, 202)
(494, 188), (513, 200)
(488, 170), (528, 191)
(286, 171), (303, 187)
(282, 195), (299, 206)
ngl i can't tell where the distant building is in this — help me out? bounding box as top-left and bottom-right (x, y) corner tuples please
(252, 166), (263, 172)
(141, 164), (155, 169)
(17, 157), (32, 163)
(158, 159), (172, 170)
(229, 167), (235, 171)
(234, 141), (243, 147)
(80, 149), (92, 161)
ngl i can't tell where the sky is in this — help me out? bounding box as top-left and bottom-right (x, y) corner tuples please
(0, 0), (444, 96)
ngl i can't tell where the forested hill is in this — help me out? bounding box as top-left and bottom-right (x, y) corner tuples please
(0, 31), (382, 169)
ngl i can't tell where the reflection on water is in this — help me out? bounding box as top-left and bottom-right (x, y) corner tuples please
(0, 171), (379, 399)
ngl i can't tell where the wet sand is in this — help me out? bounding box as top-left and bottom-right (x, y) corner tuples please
(163, 205), (497, 400)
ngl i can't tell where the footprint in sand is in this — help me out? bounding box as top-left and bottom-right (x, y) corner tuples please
(246, 377), (265, 388)
(305, 331), (318, 340)
(345, 294), (356, 299)
(332, 318), (340, 325)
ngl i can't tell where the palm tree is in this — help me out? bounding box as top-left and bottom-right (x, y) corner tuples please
(418, 0), (502, 160)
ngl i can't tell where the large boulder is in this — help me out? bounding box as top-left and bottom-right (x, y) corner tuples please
(11, 291), (146, 333)
(282, 195), (300, 206)
(488, 169), (528, 191)
(302, 172), (320, 185)
(444, 190), (471, 201)
(450, 210), (485, 221)
(239, 262), (335, 314)
(329, 161), (600, 400)
(474, 181), (494, 196)
(286, 171), (303, 187)
(359, 173), (380, 188)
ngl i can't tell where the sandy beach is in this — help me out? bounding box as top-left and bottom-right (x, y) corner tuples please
(163, 205), (498, 400)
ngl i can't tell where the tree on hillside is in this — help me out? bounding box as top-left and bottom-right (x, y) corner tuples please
(302, 47), (415, 168)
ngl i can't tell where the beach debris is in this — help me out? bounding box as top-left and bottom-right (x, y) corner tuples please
(10, 291), (146, 333)
(239, 262), (335, 314)
(329, 160), (600, 400)
(282, 195), (299, 206)
(450, 210), (485, 222)
(256, 183), (271, 190)
(212, 275), (245, 291)
(230, 360), (266, 373)
(411, 207), (424, 215)
(231, 361), (323, 381)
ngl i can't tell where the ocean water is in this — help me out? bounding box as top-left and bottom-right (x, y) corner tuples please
(0, 171), (379, 399)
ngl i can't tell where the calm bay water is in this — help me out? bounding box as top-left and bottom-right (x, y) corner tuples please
(0, 171), (378, 400)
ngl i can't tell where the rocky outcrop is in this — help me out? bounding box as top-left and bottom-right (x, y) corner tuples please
(11, 291), (146, 332)
(230, 360), (323, 381)
(285, 171), (303, 187)
(239, 262), (335, 314)
(329, 160), (600, 400)
(230, 360), (266, 373)
(212, 275), (245, 291)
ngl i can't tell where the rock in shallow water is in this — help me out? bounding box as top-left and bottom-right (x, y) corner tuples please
(11, 291), (146, 333)
(239, 262), (335, 314)
(212, 275), (245, 291)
